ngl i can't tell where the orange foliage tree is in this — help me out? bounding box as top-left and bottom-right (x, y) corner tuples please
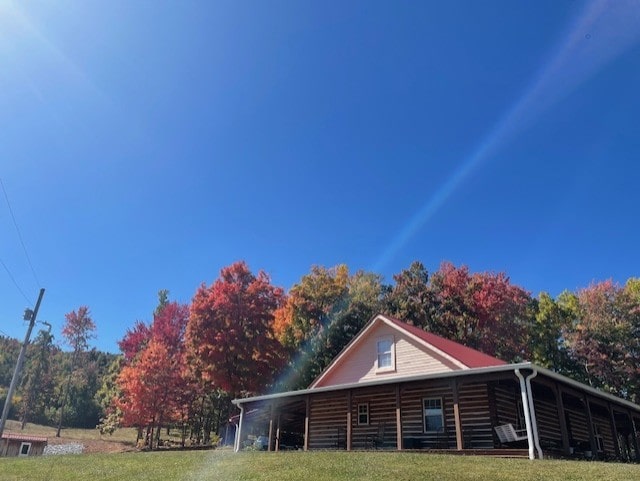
(116, 301), (190, 448)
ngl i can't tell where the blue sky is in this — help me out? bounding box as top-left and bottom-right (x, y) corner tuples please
(1, 0), (639, 353)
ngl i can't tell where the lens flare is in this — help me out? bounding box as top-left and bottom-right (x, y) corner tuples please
(372, 0), (640, 272)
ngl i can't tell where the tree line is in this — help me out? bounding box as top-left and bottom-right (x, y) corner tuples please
(1, 260), (639, 448)
(0, 309), (115, 431)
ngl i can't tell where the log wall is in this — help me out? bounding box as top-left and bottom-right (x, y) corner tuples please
(458, 382), (494, 449)
(351, 387), (397, 449)
(308, 393), (348, 449)
(401, 380), (455, 448)
(533, 395), (562, 447)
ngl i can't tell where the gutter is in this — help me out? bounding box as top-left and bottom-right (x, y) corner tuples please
(514, 368), (543, 460)
(233, 362), (535, 406)
(233, 404), (245, 453)
(525, 370), (544, 459)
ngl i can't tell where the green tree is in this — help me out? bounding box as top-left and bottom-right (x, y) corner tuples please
(383, 261), (434, 330)
(19, 329), (55, 428)
(96, 356), (124, 435)
(530, 292), (575, 373)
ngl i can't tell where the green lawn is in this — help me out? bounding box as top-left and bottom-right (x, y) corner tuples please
(2, 450), (640, 481)
(3, 419), (138, 445)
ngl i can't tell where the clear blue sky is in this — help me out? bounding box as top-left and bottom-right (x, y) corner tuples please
(1, 0), (639, 353)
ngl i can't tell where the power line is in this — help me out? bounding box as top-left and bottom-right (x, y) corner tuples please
(0, 256), (33, 305)
(0, 177), (41, 288)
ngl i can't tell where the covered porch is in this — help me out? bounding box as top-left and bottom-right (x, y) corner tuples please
(233, 364), (640, 461)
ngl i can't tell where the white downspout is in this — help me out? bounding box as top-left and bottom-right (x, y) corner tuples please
(234, 404), (245, 453)
(515, 369), (536, 460)
(525, 370), (544, 460)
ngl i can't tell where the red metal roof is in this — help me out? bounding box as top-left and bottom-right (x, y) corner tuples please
(1, 432), (48, 443)
(386, 316), (507, 369)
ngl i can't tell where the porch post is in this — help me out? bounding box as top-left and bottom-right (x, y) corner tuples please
(396, 384), (403, 450)
(304, 395), (310, 451)
(276, 413), (281, 452)
(629, 411), (640, 460)
(346, 390), (352, 451)
(268, 404), (274, 452)
(583, 396), (598, 457)
(607, 403), (620, 458)
(451, 379), (463, 450)
(553, 384), (570, 455)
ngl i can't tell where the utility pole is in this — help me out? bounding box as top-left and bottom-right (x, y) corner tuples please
(0, 288), (45, 439)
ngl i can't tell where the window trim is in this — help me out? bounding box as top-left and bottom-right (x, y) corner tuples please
(423, 397), (444, 433)
(376, 335), (395, 373)
(357, 403), (369, 426)
(19, 442), (31, 457)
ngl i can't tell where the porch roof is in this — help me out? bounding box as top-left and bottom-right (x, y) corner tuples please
(232, 362), (640, 414)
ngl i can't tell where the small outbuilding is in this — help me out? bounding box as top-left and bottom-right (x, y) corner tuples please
(1, 432), (48, 457)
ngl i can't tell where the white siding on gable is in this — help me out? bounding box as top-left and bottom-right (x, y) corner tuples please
(314, 322), (460, 388)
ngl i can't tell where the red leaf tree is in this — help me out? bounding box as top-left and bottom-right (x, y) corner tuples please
(429, 262), (533, 361)
(118, 321), (151, 364)
(186, 261), (285, 397)
(116, 300), (190, 448)
(563, 279), (640, 401)
(56, 306), (96, 437)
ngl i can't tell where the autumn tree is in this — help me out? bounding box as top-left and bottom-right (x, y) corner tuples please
(562, 279), (640, 401)
(186, 261), (285, 397)
(118, 321), (151, 364)
(273, 265), (349, 351)
(118, 340), (180, 448)
(116, 296), (190, 448)
(274, 265), (385, 389)
(428, 262), (534, 362)
(56, 306), (96, 437)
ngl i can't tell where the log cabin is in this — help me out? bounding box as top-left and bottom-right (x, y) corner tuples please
(232, 314), (640, 460)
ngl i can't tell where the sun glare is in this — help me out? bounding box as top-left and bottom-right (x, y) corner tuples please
(371, 0), (640, 272)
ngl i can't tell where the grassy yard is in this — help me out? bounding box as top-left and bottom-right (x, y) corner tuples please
(2, 450), (640, 481)
(3, 419), (138, 445)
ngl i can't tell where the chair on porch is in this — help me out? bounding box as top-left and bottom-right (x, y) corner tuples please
(494, 423), (528, 445)
(367, 422), (386, 449)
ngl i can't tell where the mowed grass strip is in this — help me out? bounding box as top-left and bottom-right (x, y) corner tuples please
(2, 450), (640, 481)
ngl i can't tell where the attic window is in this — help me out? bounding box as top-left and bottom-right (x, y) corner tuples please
(376, 336), (395, 372)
